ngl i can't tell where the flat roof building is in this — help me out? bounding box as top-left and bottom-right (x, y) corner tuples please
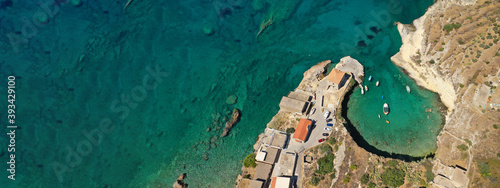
(253, 162), (273, 183)
(270, 177), (291, 188)
(278, 91), (311, 114)
(256, 146), (281, 165)
(292, 119), (312, 143)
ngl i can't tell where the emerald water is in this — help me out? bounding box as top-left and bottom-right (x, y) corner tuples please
(0, 0), (439, 187)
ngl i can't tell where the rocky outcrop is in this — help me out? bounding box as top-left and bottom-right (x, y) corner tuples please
(172, 173), (187, 188)
(221, 108), (241, 137)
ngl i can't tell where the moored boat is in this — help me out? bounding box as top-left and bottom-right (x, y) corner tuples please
(365, 85), (368, 91)
(406, 85), (411, 93)
(376, 81), (379, 86)
(383, 103), (389, 115)
(368, 76), (372, 81)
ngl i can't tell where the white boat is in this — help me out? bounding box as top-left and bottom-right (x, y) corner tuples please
(361, 87), (364, 95)
(365, 85), (368, 91)
(378, 114), (381, 118)
(383, 103), (390, 115)
(376, 81), (380, 86)
(368, 76), (372, 81)
(406, 85), (411, 93)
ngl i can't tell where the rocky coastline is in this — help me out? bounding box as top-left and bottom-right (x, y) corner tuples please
(391, 0), (499, 187)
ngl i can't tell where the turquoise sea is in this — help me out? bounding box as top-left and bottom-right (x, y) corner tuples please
(0, 0), (440, 187)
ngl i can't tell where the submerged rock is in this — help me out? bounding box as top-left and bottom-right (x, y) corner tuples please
(221, 108), (241, 137)
(226, 94), (238, 104)
(202, 153), (209, 161)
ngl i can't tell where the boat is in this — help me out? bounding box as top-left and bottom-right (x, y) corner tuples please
(378, 114), (381, 118)
(368, 76), (372, 81)
(386, 120), (390, 124)
(361, 87), (364, 95)
(382, 95), (384, 99)
(376, 81), (379, 86)
(406, 85), (411, 93)
(365, 85), (368, 91)
(383, 103), (389, 115)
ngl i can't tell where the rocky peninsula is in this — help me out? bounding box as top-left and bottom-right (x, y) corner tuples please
(235, 0), (500, 187)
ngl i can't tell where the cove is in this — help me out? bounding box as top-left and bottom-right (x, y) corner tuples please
(1, 0), (441, 187)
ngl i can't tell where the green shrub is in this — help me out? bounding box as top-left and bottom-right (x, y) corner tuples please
(465, 139), (472, 146)
(315, 153), (335, 175)
(343, 174), (351, 183)
(497, 153), (500, 158)
(334, 144), (339, 151)
(493, 124), (498, 129)
(286, 127), (295, 134)
(330, 169), (336, 179)
(243, 153), (257, 168)
(381, 168), (405, 187)
(459, 84), (465, 88)
(457, 144), (469, 151)
(388, 160), (399, 168)
(361, 174), (370, 185)
(350, 164), (358, 170)
(438, 47), (444, 51)
(478, 161), (491, 177)
(328, 137), (337, 145)
(319, 144), (333, 154)
(368, 182), (376, 188)
(243, 174), (250, 178)
(310, 175), (322, 186)
(425, 171), (435, 182)
(428, 59), (435, 64)
(458, 40), (465, 44)
(443, 23), (461, 33)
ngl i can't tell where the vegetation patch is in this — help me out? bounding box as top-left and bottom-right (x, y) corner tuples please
(243, 153), (257, 168)
(309, 174), (324, 186)
(343, 173), (351, 183)
(381, 168), (406, 187)
(319, 144), (333, 154)
(350, 164), (358, 170)
(425, 170), (435, 183)
(285, 127), (295, 134)
(315, 153), (335, 175)
(443, 23), (462, 33)
(361, 173), (370, 185)
(478, 161), (491, 177)
(457, 144), (469, 151)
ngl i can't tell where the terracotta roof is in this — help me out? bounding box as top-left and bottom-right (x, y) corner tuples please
(292, 119), (312, 142)
(326, 68), (347, 84)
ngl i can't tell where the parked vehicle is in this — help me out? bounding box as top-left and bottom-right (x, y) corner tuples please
(324, 111), (330, 119)
(310, 108), (316, 115)
(324, 127), (332, 131)
(326, 123), (333, 127)
(322, 133), (329, 136)
(318, 138), (326, 143)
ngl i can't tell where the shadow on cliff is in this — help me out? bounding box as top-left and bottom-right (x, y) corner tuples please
(340, 82), (434, 162)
